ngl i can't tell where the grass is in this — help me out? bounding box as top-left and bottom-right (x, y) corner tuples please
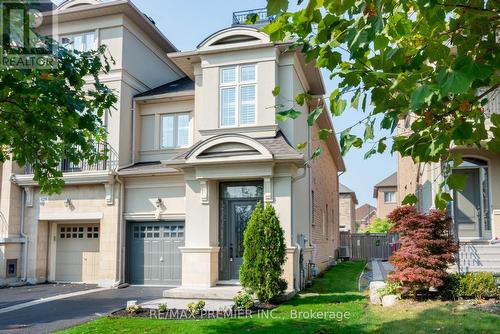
(58, 261), (499, 334)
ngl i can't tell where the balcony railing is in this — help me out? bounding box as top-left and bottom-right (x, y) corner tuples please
(24, 142), (118, 174)
(232, 8), (274, 26)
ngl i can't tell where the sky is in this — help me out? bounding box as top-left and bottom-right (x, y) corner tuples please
(56, 0), (397, 206)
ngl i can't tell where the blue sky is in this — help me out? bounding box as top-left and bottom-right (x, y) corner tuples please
(58, 0), (397, 206)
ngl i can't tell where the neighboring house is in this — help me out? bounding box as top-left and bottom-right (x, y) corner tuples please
(373, 172), (398, 218)
(355, 203), (377, 231)
(397, 89), (500, 273)
(0, 1), (346, 291)
(339, 184), (358, 232)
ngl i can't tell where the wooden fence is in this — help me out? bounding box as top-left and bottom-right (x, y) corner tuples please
(339, 232), (399, 261)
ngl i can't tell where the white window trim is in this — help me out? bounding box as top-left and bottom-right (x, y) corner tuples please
(384, 191), (396, 204)
(160, 112), (192, 149)
(219, 64), (257, 128)
(60, 30), (97, 52)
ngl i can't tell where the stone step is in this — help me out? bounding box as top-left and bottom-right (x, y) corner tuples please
(163, 285), (242, 301)
(141, 298), (234, 311)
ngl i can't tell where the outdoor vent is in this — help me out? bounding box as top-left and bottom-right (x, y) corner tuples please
(339, 246), (351, 259)
(6, 259), (17, 278)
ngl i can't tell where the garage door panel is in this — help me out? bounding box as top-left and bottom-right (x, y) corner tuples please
(129, 222), (184, 285)
(55, 224), (100, 283)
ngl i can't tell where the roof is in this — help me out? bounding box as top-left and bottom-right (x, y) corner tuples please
(43, 0), (178, 54)
(118, 161), (180, 175)
(135, 77), (194, 98)
(339, 183), (358, 205)
(339, 183), (355, 194)
(355, 204), (377, 222)
(373, 172), (397, 198)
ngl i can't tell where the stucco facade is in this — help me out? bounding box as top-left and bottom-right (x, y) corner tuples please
(1, 1), (345, 292)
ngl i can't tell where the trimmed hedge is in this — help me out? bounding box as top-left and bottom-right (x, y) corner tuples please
(441, 272), (498, 300)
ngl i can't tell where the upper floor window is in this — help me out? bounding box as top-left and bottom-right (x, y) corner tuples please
(219, 65), (256, 127)
(61, 31), (96, 52)
(384, 191), (396, 203)
(161, 113), (190, 149)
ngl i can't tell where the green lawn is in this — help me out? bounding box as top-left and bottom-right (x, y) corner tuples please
(59, 261), (499, 334)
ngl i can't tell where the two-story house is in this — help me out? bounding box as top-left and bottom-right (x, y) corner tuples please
(398, 89), (500, 273)
(1, 1), (345, 293)
(339, 184), (358, 232)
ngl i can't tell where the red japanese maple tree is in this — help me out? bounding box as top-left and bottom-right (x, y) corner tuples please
(388, 206), (458, 296)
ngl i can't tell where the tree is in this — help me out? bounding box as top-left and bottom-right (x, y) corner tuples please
(361, 217), (393, 233)
(261, 0), (499, 208)
(1, 2), (117, 194)
(240, 202), (288, 303)
(387, 206), (458, 297)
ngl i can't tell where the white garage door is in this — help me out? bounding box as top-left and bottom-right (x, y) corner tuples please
(55, 224), (100, 283)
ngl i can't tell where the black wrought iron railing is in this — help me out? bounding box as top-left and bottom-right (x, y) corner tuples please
(24, 142), (118, 174)
(232, 8), (274, 25)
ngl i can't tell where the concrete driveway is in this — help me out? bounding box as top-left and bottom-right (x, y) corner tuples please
(0, 285), (166, 333)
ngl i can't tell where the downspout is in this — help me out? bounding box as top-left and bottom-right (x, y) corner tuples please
(20, 188), (28, 282)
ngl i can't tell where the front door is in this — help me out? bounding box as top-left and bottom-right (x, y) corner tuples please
(452, 158), (491, 240)
(219, 182), (263, 281)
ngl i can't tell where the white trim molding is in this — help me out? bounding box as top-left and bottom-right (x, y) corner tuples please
(124, 212), (186, 221)
(39, 212), (103, 221)
(178, 247), (220, 254)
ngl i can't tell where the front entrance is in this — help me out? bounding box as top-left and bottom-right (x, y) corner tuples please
(219, 181), (263, 280)
(452, 158), (491, 240)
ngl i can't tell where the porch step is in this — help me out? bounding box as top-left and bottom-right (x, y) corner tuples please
(452, 244), (500, 274)
(163, 285), (242, 301)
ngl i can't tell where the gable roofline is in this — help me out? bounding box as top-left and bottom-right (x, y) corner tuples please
(43, 0), (178, 54)
(373, 172), (398, 197)
(339, 183), (358, 204)
(168, 27), (325, 96)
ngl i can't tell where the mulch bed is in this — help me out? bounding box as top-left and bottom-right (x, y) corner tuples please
(112, 303), (277, 320)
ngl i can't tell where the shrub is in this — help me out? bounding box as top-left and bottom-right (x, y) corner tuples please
(187, 300), (205, 316)
(126, 304), (141, 314)
(387, 206), (458, 297)
(440, 273), (462, 300)
(240, 203), (288, 303)
(378, 281), (400, 298)
(362, 217), (394, 233)
(441, 272), (498, 300)
(233, 288), (254, 310)
(460, 272), (497, 299)
(158, 303), (168, 312)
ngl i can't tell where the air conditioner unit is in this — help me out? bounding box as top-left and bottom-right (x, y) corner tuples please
(339, 246), (351, 259)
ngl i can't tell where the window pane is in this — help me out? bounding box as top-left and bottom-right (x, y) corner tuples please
(73, 35), (84, 52)
(161, 115), (175, 148)
(240, 85), (256, 124)
(221, 68), (236, 84)
(177, 114), (190, 147)
(240, 65), (255, 82)
(221, 87), (236, 126)
(84, 32), (95, 51)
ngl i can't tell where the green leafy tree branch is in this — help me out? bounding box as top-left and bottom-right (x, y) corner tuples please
(261, 0), (499, 208)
